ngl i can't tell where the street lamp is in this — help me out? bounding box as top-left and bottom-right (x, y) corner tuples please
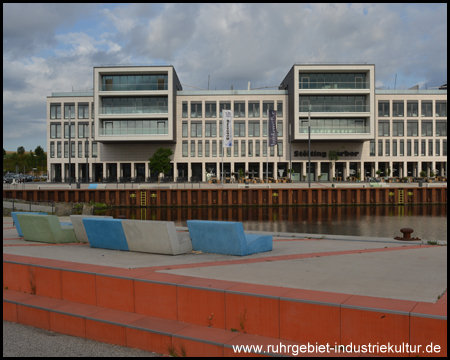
(68, 108), (71, 185)
(308, 109), (311, 188)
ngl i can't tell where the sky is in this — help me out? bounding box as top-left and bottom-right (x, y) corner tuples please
(3, 3), (447, 152)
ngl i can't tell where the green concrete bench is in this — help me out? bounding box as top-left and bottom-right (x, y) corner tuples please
(16, 214), (77, 244)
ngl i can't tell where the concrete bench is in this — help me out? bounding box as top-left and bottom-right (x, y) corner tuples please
(186, 220), (273, 256)
(70, 215), (113, 243)
(16, 214), (77, 244)
(82, 218), (192, 255)
(11, 212), (48, 237)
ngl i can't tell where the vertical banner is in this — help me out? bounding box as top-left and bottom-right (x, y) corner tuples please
(222, 109), (233, 147)
(268, 109), (277, 147)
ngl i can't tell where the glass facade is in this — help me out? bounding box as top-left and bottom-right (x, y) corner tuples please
(101, 97), (168, 114)
(299, 73), (368, 89)
(299, 118), (369, 134)
(101, 74), (168, 91)
(100, 120), (168, 135)
(299, 96), (368, 112)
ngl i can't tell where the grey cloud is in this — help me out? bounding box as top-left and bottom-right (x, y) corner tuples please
(3, 3), (95, 60)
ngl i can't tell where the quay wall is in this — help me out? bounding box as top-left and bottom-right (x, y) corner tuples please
(3, 187), (447, 207)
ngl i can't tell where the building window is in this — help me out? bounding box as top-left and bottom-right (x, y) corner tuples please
(85, 142), (89, 158)
(421, 101), (432, 117)
(205, 141), (210, 157)
(50, 124), (61, 139)
(435, 101), (447, 117)
(378, 121), (390, 137)
(227, 147), (231, 157)
(78, 142), (82, 158)
(190, 141), (195, 157)
(91, 103), (94, 119)
(92, 142), (97, 158)
(436, 140), (440, 156)
(277, 141), (283, 156)
(436, 121), (447, 136)
(421, 121), (432, 136)
(263, 121), (267, 137)
(392, 101), (404, 117)
(378, 140), (383, 156)
(78, 123), (89, 138)
(78, 103), (89, 119)
(219, 102), (231, 117)
(400, 140), (404, 156)
(102, 97), (168, 114)
(182, 141), (188, 157)
(219, 120), (222, 137)
(205, 102), (216, 118)
(407, 121), (418, 136)
(64, 104), (75, 119)
(300, 96), (367, 112)
(191, 102), (202, 118)
(421, 140), (426, 156)
(262, 140), (267, 157)
(270, 144), (274, 157)
(248, 121), (260, 137)
(64, 124), (75, 138)
(205, 122), (216, 137)
(407, 140), (411, 156)
(212, 140), (217, 157)
(191, 122), (202, 137)
(198, 141), (202, 157)
(182, 122), (188, 137)
(234, 121), (245, 137)
(248, 102), (260, 118)
(393, 140), (397, 156)
(443, 139), (447, 156)
(248, 140), (253, 157)
(50, 104), (61, 119)
(57, 142), (61, 158)
(101, 74), (167, 91)
(414, 140), (418, 156)
(241, 140), (245, 157)
(392, 121), (404, 136)
(385, 139), (390, 156)
(255, 140), (260, 157)
(378, 101), (390, 117)
(219, 141), (222, 157)
(234, 102), (245, 118)
(50, 142), (55, 158)
(64, 142), (68, 158)
(277, 121), (283, 137)
(234, 140), (239, 157)
(407, 101), (418, 117)
(370, 140), (375, 156)
(263, 101), (274, 118)
(277, 101), (283, 117)
(71, 142), (75, 158)
(91, 122), (94, 138)
(428, 139), (433, 156)
(182, 102), (188, 118)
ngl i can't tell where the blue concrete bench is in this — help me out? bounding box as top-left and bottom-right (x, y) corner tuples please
(11, 212), (47, 237)
(186, 220), (273, 256)
(82, 218), (192, 255)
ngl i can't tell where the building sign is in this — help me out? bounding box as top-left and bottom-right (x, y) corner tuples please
(294, 150), (360, 158)
(268, 110), (277, 147)
(222, 110), (233, 147)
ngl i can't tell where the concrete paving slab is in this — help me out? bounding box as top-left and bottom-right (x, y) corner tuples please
(159, 247), (447, 303)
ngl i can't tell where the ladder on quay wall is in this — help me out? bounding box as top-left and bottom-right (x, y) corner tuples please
(398, 189), (404, 204)
(140, 191), (147, 206)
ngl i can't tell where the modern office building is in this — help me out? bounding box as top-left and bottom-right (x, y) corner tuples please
(46, 64), (447, 182)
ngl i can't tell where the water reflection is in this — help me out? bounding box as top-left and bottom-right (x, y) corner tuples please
(98, 205), (447, 241)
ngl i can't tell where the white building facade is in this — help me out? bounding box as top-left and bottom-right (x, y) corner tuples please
(46, 64), (447, 182)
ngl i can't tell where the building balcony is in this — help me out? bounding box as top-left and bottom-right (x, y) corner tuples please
(100, 105), (168, 115)
(299, 104), (370, 113)
(299, 81), (371, 90)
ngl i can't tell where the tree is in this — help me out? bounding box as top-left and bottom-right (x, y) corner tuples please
(17, 146), (25, 155)
(148, 148), (174, 184)
(35, 146), (44, 157)
(3, 148), (5, 157)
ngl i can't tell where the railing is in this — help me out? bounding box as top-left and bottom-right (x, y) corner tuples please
(299, 104), (369, 112)
(99, 128), (168, 136)
(299, 126), (371, 134)
(100, 84), (168, 91)
(100, 106), (168, 114)
(299, 81), (370, 90)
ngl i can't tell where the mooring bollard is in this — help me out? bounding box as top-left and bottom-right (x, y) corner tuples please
(394, 228), (420, 241)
